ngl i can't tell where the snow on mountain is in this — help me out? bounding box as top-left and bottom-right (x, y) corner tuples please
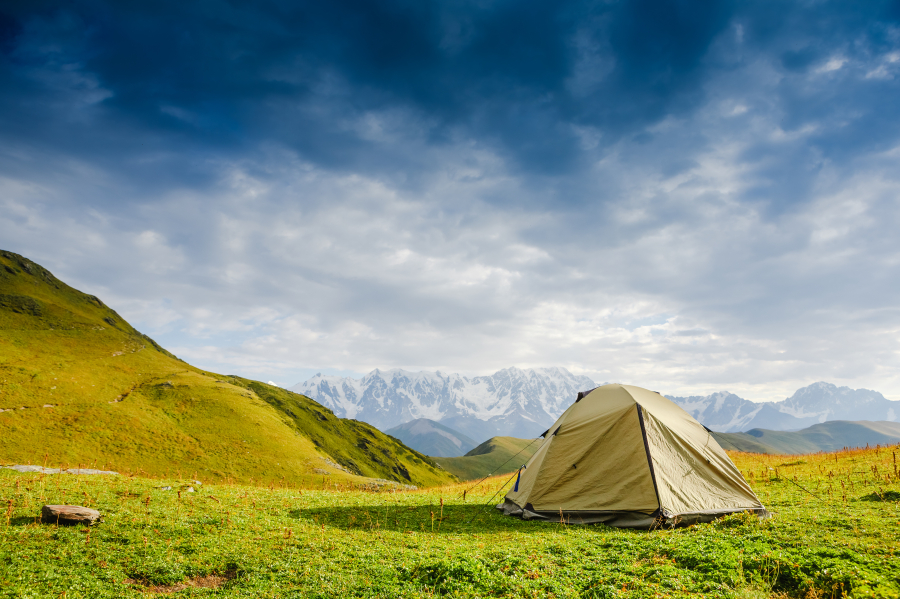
(668, 382), (900, 432)
(294, 370), (900, 439)
(291, 367), (598, 441)
(668, 391), (765, 432)
(778, 382), (898, 422)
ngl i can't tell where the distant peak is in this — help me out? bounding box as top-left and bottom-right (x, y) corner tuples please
(808, 381), (836, 389)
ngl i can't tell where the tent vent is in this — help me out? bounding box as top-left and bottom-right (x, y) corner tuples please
(575, 386), (599, 402)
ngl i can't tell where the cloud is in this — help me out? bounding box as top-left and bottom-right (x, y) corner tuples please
(0, 0), (899, 402)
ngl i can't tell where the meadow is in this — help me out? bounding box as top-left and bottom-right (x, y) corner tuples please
(1, 445), (898, 598)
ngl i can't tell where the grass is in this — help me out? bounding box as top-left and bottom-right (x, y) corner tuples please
(0, 250), (456, 489)
(1, 444), (898, 598)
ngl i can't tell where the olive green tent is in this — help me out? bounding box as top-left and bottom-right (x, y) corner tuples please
(497, 384), (766, 528)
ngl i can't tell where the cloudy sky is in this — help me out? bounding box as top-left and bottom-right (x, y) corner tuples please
(2, 1), (899, 401)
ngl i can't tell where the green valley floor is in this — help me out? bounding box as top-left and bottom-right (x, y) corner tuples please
(1, 445), (899, 598)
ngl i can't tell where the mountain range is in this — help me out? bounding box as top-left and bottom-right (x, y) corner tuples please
(293, 370), (900, 441)
(291, 367), (597, 440)
(669, 383), (900, 432)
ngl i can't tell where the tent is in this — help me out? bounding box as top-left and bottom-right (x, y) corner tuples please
(497, 384), (767, 528)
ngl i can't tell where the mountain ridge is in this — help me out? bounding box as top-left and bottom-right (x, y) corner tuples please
(292, 366), (598, 440)
(295, 370), (900, 438)
(667, 382), (900, 432)
(0, 250), (455, 488)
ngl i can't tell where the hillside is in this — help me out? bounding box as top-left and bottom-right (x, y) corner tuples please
(0, 250), (455, 488)
(384, 418), (477, 457)
(434, 436), (541, 481)
(713, 420), (900, 454)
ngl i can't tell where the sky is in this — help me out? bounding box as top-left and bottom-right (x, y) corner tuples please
(2, 0), (900, 401)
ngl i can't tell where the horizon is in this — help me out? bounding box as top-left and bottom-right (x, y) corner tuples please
(2, 2), (899, 403)
(289, 366), (888, 404)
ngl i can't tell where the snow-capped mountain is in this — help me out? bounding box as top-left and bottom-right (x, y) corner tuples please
(290, 367), (599, 441)
(668, 382), (900, 432)
(292, 370), (900, 440)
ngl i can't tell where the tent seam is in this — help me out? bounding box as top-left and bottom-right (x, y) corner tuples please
(636, 403), (663, 516)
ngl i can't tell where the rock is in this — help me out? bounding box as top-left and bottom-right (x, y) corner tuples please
(312, 468), (330, 475)
(6, 465), (60, 474)
(65, 468), (119, 475)
(184, 486), (195, 493)
(41, 505), (101, 525)
(158, 486), (172, 491)
(2, 465), (118, 475)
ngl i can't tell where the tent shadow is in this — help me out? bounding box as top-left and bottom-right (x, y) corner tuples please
(287, 503), (576, 535)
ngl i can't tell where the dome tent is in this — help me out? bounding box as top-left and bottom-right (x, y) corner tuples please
(497, 384), (767, 528)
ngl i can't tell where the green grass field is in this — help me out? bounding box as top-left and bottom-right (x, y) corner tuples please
(2, 444), (898, 598)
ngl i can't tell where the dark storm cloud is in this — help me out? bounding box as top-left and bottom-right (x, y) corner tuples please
(2, 0), (898, 194)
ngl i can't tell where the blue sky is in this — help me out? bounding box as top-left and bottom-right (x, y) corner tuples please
(2, 0), (900, 400)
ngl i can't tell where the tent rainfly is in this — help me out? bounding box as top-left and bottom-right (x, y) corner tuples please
(497, 384), (767, 528)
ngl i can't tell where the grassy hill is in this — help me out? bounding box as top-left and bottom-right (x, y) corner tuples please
(434, 436), (541, 481)
(713, 420), (900, 454)
(0, 250), (455, 488)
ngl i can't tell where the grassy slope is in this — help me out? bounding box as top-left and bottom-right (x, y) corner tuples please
(1, 444), (898, 598)
(434, 436), (541, 481)
(714, 421), (900, 455)
(0, 250), (454, 488)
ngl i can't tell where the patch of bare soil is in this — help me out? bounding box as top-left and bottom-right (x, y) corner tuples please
(125, 571), (236, 594)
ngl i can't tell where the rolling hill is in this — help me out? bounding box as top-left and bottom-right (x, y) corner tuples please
(0, 250), (456, 488)
(384, 418), (478, 457)
(433, 436), (541, 481)
(713, 420), (900, 454)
